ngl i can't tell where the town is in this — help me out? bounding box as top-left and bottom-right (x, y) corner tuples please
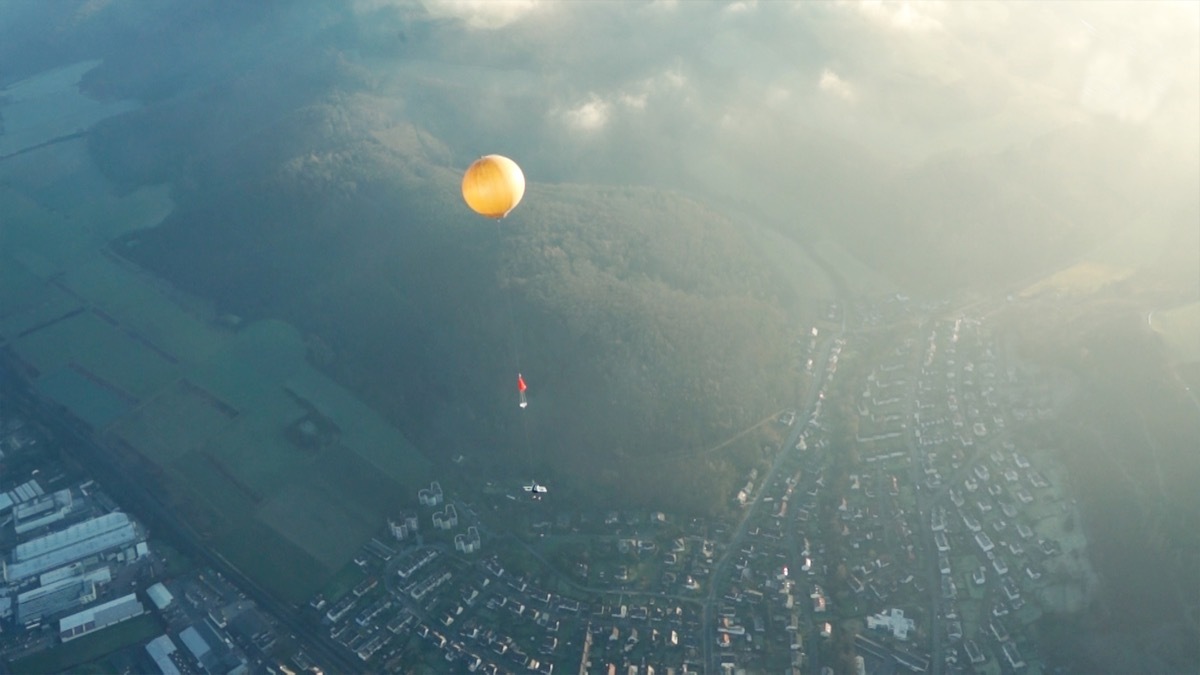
(0, 294), (1094, 675)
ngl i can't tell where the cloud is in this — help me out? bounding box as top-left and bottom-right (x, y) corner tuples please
(818, 69), (855, 101)
(420, 0), (540, 29)
(645, 0), (679, 11)
(850, 0), (944, 33)
(560, 95), (610, 132)
(1068, 5), (1190, 124)
(619, 92), (648, 110)
(349, 0), (1196, 224)
(1079, 50), (1171, 123)
(551, 66), (691, 133)
(724, 0), (757, 15)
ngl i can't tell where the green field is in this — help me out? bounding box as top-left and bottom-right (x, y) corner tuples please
(199, 397), (308, 499)
(34, 367), (134, 429)
(62, 256), (228, 365)
(1018, 261), (1133, 299)
(109, 379), (240, 466)
(213, 519), (331, 603)
(0, 60), (136, 157)
(4, 139), (172, 242)
(0, 190), (85, 269)
(0, 283), (81, 341)
(286, 368), (432, 486)
(321, 562), (367, 603)
(1, 138), (433, 604)
(14, 310), (181, 400)
(0, 257), (57, 324)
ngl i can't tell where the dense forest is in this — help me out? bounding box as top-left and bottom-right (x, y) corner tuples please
(9, 1), (1187, 513)
(1003, 282), (1200, 673)
(86, 67), (798, 510)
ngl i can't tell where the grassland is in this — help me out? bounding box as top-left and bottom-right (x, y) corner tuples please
(109, 379), (240, 466)
(0, 256), (59, 327)
(13, 310), (180, 399)
(0, 61), (137, 158)
(1018, 261), (1134, 299)
(34, 367), (134, 429)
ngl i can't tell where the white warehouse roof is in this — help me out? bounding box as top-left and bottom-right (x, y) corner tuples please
(14, 512), (131, 562)
(179, 625), (211, 662)
(6, 513), (137, 582)
(147, 582), (174, 610)
(59, 593), (144, 642)
(146, 634), (182, 675)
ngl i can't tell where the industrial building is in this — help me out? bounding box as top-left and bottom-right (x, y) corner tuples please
(16, 566), (111, 626)
(145, 634), (183, 675)
(147, 582), (175, 611)
(179, 621), (240, 673)
(0, 479), (45, 514)
(13, 489), (76, 535)
(4, 512), (138, 582)
(59, 593), (145, 642)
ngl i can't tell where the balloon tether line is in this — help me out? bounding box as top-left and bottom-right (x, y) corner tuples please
(495, 219), (535, 475)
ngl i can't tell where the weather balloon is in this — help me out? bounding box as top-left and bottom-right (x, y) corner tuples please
(462, 154), (525, 219)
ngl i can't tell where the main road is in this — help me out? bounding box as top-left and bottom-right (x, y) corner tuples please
(702, 331), (840, 674)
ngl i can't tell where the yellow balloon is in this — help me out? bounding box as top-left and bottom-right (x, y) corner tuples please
(462, 154), (525, 219)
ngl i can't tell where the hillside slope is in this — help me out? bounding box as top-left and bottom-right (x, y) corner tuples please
(93, 83), (797, 511)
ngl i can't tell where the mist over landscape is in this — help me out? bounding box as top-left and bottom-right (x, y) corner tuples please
(0, 1), (1196, 673)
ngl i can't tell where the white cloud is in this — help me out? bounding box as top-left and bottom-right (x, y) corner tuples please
(561, 95), (611, 131)
(1079, 49), (1174, 123)
(659, 67), (688, 90)
(72, 0), (113, 24)
(645, 0), (679, 11)
(620, 92), (648, 110)
(1064, 4), (1190, 124)
(724, 0), (757, 15)
(850, 0), (944, 33)
(818, 69), (855, 101)
(765, 85), (791, 107)
(420, 0), (540, 30)
(607, 67), (690, 115)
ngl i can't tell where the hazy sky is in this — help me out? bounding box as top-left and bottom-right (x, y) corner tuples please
(358, 1), (1198, 164)
(3, 0), (1195, 291)
(332, 0), (1199, 284)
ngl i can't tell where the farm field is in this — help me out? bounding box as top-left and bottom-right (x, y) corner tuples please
(0, 282), (82, 342)
(0, 66), (433, 601)
(109, 379), (240, 466)
(0, 60), (136, 158)
(12, 310), (181, 400)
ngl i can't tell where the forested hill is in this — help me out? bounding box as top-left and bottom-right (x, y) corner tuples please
(90, 84), (798, 511)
